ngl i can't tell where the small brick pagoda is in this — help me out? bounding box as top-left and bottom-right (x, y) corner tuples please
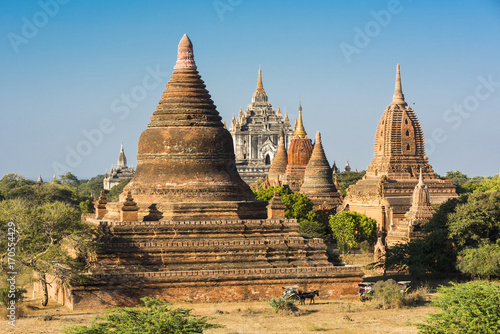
(46, 35), (363, 309)
(300, 132), (342, 214)
(343, 65), (457, 247)
(267, 129), (288, 186)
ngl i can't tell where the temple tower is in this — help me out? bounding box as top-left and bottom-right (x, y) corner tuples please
(229, 69), (293, 184)
(267, 129), (288, 185)
(282, 103), (313, 192)
(103, 142), (135, 190)
(300, 132), (341, 213)
(343, 65), (457, 242)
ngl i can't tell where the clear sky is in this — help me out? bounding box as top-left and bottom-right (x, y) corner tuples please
(1, 0), (499, 180)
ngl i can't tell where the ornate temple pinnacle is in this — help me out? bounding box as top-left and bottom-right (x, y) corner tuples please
(256, 68), (264, 92)
(391, 64), (407, 107)
(174, 34), (197, 70)
(294, 102), (307, 138)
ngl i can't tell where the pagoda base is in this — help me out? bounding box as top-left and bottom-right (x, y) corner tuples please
(37, 266), (363, 309)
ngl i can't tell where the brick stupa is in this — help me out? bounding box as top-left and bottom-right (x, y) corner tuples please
(300, 132), (342, 213)
(282, 103), (313, 191)
(267, 129), (288, 185)
(343, 65), (457, 246)
(45, 35), (363, 309)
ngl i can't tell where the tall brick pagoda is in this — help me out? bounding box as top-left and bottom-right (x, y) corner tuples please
(343, 65), (457, 246)
(300, 132), (341, 213)
(47, 35), (363, 309)
(282, 103), (313, 191)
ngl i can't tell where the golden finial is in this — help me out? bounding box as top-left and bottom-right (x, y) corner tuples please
(294, 101), (307, 138)
(256, 67), (264, 91)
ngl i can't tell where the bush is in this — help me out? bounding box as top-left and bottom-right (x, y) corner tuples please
(369, 280), (428, 309)
(370, 279), (402, 309)
(418, 281), (500, 333)
(0, 287), (27, 307)
(268, 298), (299, 314)
(64, 297), (222, 334)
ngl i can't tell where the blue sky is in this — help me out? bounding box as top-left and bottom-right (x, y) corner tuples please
(1, 0), (499, 180)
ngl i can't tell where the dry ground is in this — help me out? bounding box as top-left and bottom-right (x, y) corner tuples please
(2, 290), (435, 334)
(2, 252), (436, 333)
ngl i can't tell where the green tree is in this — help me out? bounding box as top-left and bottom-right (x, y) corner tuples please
(447, 191), (500, 249)
(78, 174), (105, 198)
(59, 172), (81, 188)
(418, 281), (500, 334)
(333, 170), (366, 196)
(0, 199), (97, 306)
(253, 186), (329, 238)
(329, 211), (377, 253)
(457, 242), (500, 279)
(472, 175), (500, 193)
(65, 297), (222, 334)
(253, 185), (290, 202)
(107, 178), (132, 202)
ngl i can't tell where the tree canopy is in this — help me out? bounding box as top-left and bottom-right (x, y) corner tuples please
(253, 186), (329, 238)
(329, 211), (377, 253)
(333, 170), (366, 196)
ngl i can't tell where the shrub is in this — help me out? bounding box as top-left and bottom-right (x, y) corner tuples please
(0, 287), (27, 307)
(64, 297), (222, 334)
(418, 281), (500, 333)
(369, 280), (428, 309)
(370, 279), (402, 309)
(268, 298), (299, 314)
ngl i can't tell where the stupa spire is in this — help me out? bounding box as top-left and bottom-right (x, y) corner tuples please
(117, 142), (127, 167)
(174, 34), (197, 70)
(256, 67), (264, 92)
(391, 64), (407, 107)
(252, 67), (268, 103)
(294, 101), (307, 138)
